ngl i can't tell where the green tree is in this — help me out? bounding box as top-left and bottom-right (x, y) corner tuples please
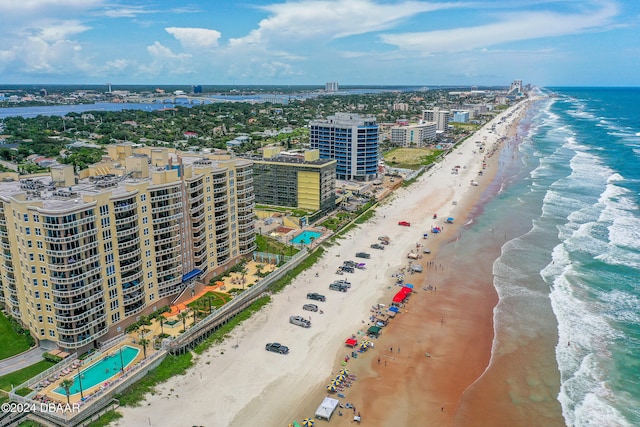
(59, 378), (74, 404)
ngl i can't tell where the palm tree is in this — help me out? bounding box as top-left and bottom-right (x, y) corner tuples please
(178, 311), (189, 331)
(159, 316), (164, 335)
(240, 266), (248, 290)
(60, 378), (74, 404)
(139, 337), (149, 359)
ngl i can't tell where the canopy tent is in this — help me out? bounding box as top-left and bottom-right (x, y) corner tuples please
(367, 325), (381, 337)
(446, 217), (454, 223)
(392, 292), (407, 303)
(401, 286), (413, 294)
(315, 397), (340, 420)
(388, 306), (400, 313)
(404, 283), (414, 289)
(345, 338), (358, 347)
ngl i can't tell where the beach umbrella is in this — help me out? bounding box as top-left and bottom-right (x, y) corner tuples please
(404, 283), (414, 289)
(335, 374), (346, 381)
(331, 378), (341, 386)
(339, 368), (349, 375)
(302, 418), (315, 427)
(326, 384), (336, 392)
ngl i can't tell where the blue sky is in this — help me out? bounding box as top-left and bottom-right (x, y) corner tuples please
(0, 0), (637, 87)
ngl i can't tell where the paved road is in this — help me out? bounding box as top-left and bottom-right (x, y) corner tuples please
(0, 347), (46, 377)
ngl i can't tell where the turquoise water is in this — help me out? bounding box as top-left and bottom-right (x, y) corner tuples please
(290, 230), (321, 244)
(454, 88), (640, 426)
(54, 346), (140, 396)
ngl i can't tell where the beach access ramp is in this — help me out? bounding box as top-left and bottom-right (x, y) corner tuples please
(315, 396), (340, 420)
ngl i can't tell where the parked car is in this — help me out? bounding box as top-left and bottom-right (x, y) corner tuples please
(398, 221), (411, 227)
(370, 243), (385, 250)
(340, 265), (355, 273)
(423, 248), (431, 254)
(265, 342), (289, 354)
(343, 260), (357, 267)
(307, 293), (326, 302)
(289, 315), (311, 328)
(333, 279), (351, 287)
(329, 282), (348, 292)
(355, 252), (371, 259)
(302, 303), (319, 312)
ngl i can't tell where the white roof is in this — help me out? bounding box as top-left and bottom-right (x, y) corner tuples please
(315, 397), (339, 420)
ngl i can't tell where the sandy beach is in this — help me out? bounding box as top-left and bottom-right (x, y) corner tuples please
(116, 100), (534, 427)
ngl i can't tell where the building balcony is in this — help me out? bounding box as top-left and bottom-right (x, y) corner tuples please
(216, 229), (230, 240)
(58, 327), (108, 350)
(214, 194), (228, 204)
(215, 221), (228, 231)
(3, 274), (16, 285)
(213, 177), (226, 185)
(50, 265), (101, 286)
(124, 302), (145, 317)
(56, 315), (107, 336)
(238, 228), (255, 239)
(152, 213), (183, 225)
(214, 203), (228, 213)
(155, 245), (180, 257)
(189, 181), (204, 193)
(239, 242), (257, 255)
(115, 214), (139, 227)
(150, 192), (181, 203)
(151, 202), (183, 215)
(216, 247), (230, 258)
(190, 192), (205, 204)
(52, 277), (102, 299)
(11, 308), (21, 318)
(115, 225), (139, 239)
(48, 253), (100, 272)
(123, 291), (145, 305)
(121, 270), (143, 284)
(113, 201), (138, 214)
(9, 295), (19, 306)
(119, 247), (142, 262)
(192, 221), (206, 233)
(45, 240), (98, 257)
(117, 236), (141, 250)
(53, 290), (104, 311)
(42, 215), (95, 230)
(158, 264), (181, 277)
(55, 304), (105, 323)
(156, 256), (180, 268)
(44, 228), (98, 244)
(122, 280), (143, 295)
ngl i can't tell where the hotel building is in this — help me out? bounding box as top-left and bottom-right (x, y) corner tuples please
(248, 148), (336, 215)
(390, 122), (437, 147)
(422, 107), (450, 132)
(0, 144), (255, 353)
(309, 113), (379, 182)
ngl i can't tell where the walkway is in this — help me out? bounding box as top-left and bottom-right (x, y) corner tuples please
(0, 347), (47, 376)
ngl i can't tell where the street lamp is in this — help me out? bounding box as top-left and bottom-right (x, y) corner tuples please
(77, 366), (84, 399)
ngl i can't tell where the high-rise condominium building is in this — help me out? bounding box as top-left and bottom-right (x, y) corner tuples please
(309, 113), (379, 182)
(0, 144), (255, 352)
(325, 82), (339, 92)
(422, 107), (450, 132)
(390, 122), (437, 147)
(249, 148), (336, 214)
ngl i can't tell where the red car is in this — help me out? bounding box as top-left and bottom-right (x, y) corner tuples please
(398, 221), (411, 227)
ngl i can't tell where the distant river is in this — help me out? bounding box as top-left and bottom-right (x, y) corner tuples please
(0, 102), (191, 119)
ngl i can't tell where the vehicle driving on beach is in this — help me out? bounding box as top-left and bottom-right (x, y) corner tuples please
(398, 221), (411, 227)
(265, 343), (289, 354)
(329, 282), (348, 292)
(355, 252), (371, 259)
(370, 243), (385, 250)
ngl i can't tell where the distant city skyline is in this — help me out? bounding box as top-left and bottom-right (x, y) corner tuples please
(0, 0), (637, 87)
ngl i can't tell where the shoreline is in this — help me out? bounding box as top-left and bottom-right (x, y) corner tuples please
(116, 100), (540, 427)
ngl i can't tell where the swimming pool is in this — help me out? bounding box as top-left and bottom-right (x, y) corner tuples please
(290, 230), (321, 245)
(53, 345), (140, 396)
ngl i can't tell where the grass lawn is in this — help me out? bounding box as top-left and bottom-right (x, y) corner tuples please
(0, 311), (32, 360)
(0, 360), (56, 391)
(383, 147), (444, 170)
(188, 291), (231, 313)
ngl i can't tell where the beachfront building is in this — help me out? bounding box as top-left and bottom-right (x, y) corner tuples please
(309, 113), (379, 182)
(247, 148), (337, 215)
(390, 122), (437, 147)
(422, 108), (450, 132)
(0, 144), (255, 353)
(452, 111), (470, 123)
(325, 82), (339, 92)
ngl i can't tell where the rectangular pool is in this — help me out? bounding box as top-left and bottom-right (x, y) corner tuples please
(290, 230), (321, 244)
(54, 345), (140, 396)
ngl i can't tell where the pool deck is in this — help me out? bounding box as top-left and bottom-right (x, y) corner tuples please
(34, 343), (147, 405)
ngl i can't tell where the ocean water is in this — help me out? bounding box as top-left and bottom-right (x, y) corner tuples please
(484, 88), (640, 426)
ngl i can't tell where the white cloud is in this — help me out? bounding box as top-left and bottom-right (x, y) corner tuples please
(229, 0), (462, 48)
(165, 27), (222, 50)
(38, 21), (91, 41)
(380, 1), (619, 53)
